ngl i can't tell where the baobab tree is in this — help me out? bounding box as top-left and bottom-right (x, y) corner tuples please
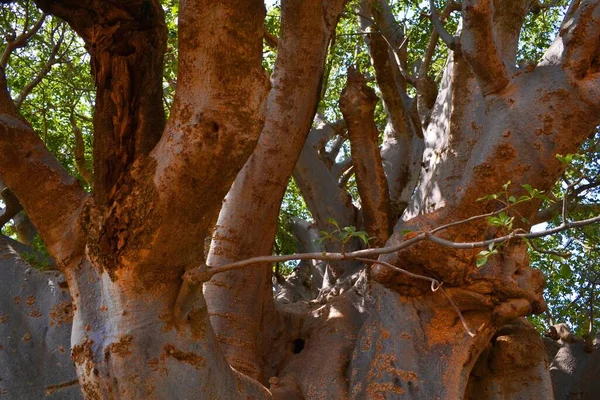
(1, 0), (600, 398)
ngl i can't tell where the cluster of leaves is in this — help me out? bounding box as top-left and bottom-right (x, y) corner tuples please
(528, 132), (600, 335)
(518, 0), (570, 63)
(475, 181), (553, 267)
(318, 218), (371, 253)
(1, 1), (94, 186)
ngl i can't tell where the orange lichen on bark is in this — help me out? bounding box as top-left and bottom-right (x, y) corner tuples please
(104, 335), (133, 360)
(163, 344), (205, 369)
(72, 338), (95, 377)
(28, 307), (42, 318)
(50, 301), (74, 326)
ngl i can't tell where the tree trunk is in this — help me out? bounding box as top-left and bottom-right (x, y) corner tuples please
(2, 0), (600, 399)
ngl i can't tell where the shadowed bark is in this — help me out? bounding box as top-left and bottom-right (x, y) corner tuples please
(34, 0), (167, 204)
(340, 67), (392, 247)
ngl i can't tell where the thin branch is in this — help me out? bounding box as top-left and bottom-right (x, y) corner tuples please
(526, 238), (571, 258)
(324, 133), (346, 163)
(263, 27), (278, 49)
(357, 257), (440, 289)
(70, 112), (93, 185)
(429, 0), (458, 51)
(439, 286), (477, 337)
(535, 202), (600, 224)
(338, 165), (354, 188)
(419, 0), (460, 81)
(14, 23), (65, 109)
(331, 156), (353, 179)
(202, 212), (600, 277)
(0, 13), (47, 68)
(430, 205), (510, 234)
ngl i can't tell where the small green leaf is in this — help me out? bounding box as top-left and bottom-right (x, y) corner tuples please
(343, 226), (356, 234)
(559, 263), (573, 279)
(476, 255), (489, 267)
(401, 229), (413, 235)
(522, 184), (534, 196)
(326, 218), (340, 229)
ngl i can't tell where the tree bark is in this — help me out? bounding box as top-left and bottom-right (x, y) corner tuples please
(340, 67), (392, 246)
(205, 0), (347, 381)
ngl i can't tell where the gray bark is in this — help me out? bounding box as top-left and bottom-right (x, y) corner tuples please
(0, 236), (80, 399)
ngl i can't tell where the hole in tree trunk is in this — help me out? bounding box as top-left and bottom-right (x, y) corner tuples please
(292, 338), (305, 354)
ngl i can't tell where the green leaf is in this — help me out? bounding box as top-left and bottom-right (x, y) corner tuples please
(476, 255), (489, 267)
(522, 184), (534, 196)
(401, 229), (413, 235)
(326, 218), (340, 229)
(559, 263), (573, 279)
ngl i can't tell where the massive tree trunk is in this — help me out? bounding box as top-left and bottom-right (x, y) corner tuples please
(2, 0), (600, 399)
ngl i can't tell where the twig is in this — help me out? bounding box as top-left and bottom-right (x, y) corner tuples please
(358, 257), (475, 336)
(203, 213), (600, 278)
(526, 238), (570, 258)
(0, 13), (47, 68)
(357, 257), (441, 290)
(430, 205), (510, 234)
(439, 286), (476, 337)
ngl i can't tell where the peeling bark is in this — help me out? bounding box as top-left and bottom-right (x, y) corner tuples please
(33, 0), (167, 203)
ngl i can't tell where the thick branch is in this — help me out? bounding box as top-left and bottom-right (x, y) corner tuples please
(561, 0), (600, 78)
(461, 0), (510, 95)
(429, 0), (458, 50)
(0, 70), (88, 268)
(203, 0), (347, 380)
(95, 0), (269, 279)
(340, 68), (392, 246)
(35, 0), (167, 204)
(359, 0), (412, 137)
